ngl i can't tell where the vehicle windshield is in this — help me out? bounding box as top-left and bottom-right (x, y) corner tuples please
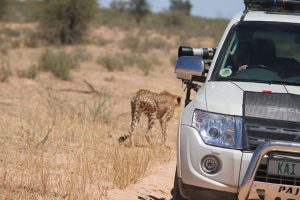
(213, 22), (300, 86)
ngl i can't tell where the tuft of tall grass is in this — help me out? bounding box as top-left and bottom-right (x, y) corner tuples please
(112, 147), (151, 189)
(0, 62), (12, 82)
(88, 91), (115, 123)
(0, 85), (174, 198)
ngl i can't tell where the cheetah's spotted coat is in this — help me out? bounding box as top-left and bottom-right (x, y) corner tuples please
(118, 89), (181, 146)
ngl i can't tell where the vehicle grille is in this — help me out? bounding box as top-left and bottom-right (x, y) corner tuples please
(244, 117), (300, 149)
(255, 163), (300, 186)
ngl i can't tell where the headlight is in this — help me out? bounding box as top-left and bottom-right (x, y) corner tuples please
(192, 109), (243, 149)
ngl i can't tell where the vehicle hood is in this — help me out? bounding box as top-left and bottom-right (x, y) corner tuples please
(204, 81), (293, 116)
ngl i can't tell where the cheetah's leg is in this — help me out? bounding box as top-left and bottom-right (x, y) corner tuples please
(144, 112), (156, 145)
(159, 118), (167, 145)
(118, 100), (141, 147)
(159, 112), (173, 147)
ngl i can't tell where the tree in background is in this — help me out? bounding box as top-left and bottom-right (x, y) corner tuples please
(0, 0), (11, 20)
(128, 0), (150, 24)
(40, 0), (97, 44)
(170, 0), (192, 15)
(110, 0), (129, 12)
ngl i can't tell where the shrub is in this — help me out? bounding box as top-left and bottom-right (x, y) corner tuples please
(17, 65), (38, 79)
(72, 48), (93, 62)
(135, 56), (152, 76)
(40, 0), (98, 44)
(121, 36), (141, 52)
(97, 53), (153, 75)
(97, 53), (126, 72)
(122, 35), (169, 53)
(142, 37), (170, 50)
(24, 31), (39, 48)
(38, 49), (79, 80)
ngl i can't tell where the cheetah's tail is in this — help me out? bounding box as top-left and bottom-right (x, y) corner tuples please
(118, 134), (129, 143)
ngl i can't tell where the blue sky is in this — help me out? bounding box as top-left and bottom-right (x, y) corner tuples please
(99, 0), (245, 19)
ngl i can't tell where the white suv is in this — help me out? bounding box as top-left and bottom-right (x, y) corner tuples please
(172, 1), (300, 199)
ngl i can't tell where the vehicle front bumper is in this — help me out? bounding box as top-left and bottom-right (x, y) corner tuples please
(238, 141), (300, 200)
(178, 125), (300, 200)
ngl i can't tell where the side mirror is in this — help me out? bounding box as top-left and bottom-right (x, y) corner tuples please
(175, 46), (215, 83)
(175, 56), (206, 82)
(175, 46), (216, 106)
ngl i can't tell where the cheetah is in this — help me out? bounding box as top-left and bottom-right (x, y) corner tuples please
(118, 89), (181, 147)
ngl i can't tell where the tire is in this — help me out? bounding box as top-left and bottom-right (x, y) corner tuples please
(171, 168), (186, 200)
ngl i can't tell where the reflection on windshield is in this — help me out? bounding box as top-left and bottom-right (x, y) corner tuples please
(214, 22), (300, 86)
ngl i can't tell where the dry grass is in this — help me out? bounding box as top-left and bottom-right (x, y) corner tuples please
(0, 86), (173, 199)
(0, 14), (213, 198)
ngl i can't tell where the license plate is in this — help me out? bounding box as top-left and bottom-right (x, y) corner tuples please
(268, 159), (300, 178)
(248, 181), (300, 200)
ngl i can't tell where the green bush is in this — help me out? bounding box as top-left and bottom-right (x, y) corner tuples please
(97, 53), (126, 72)
(17, 65), (38, 79)
(40, 0), (98, 44)
(38, 49), (79, 80)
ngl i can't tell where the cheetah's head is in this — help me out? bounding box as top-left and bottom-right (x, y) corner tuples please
(160, 90), (181, 107)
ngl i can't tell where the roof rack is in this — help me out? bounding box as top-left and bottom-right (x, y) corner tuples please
(244, 0), (300, 11)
